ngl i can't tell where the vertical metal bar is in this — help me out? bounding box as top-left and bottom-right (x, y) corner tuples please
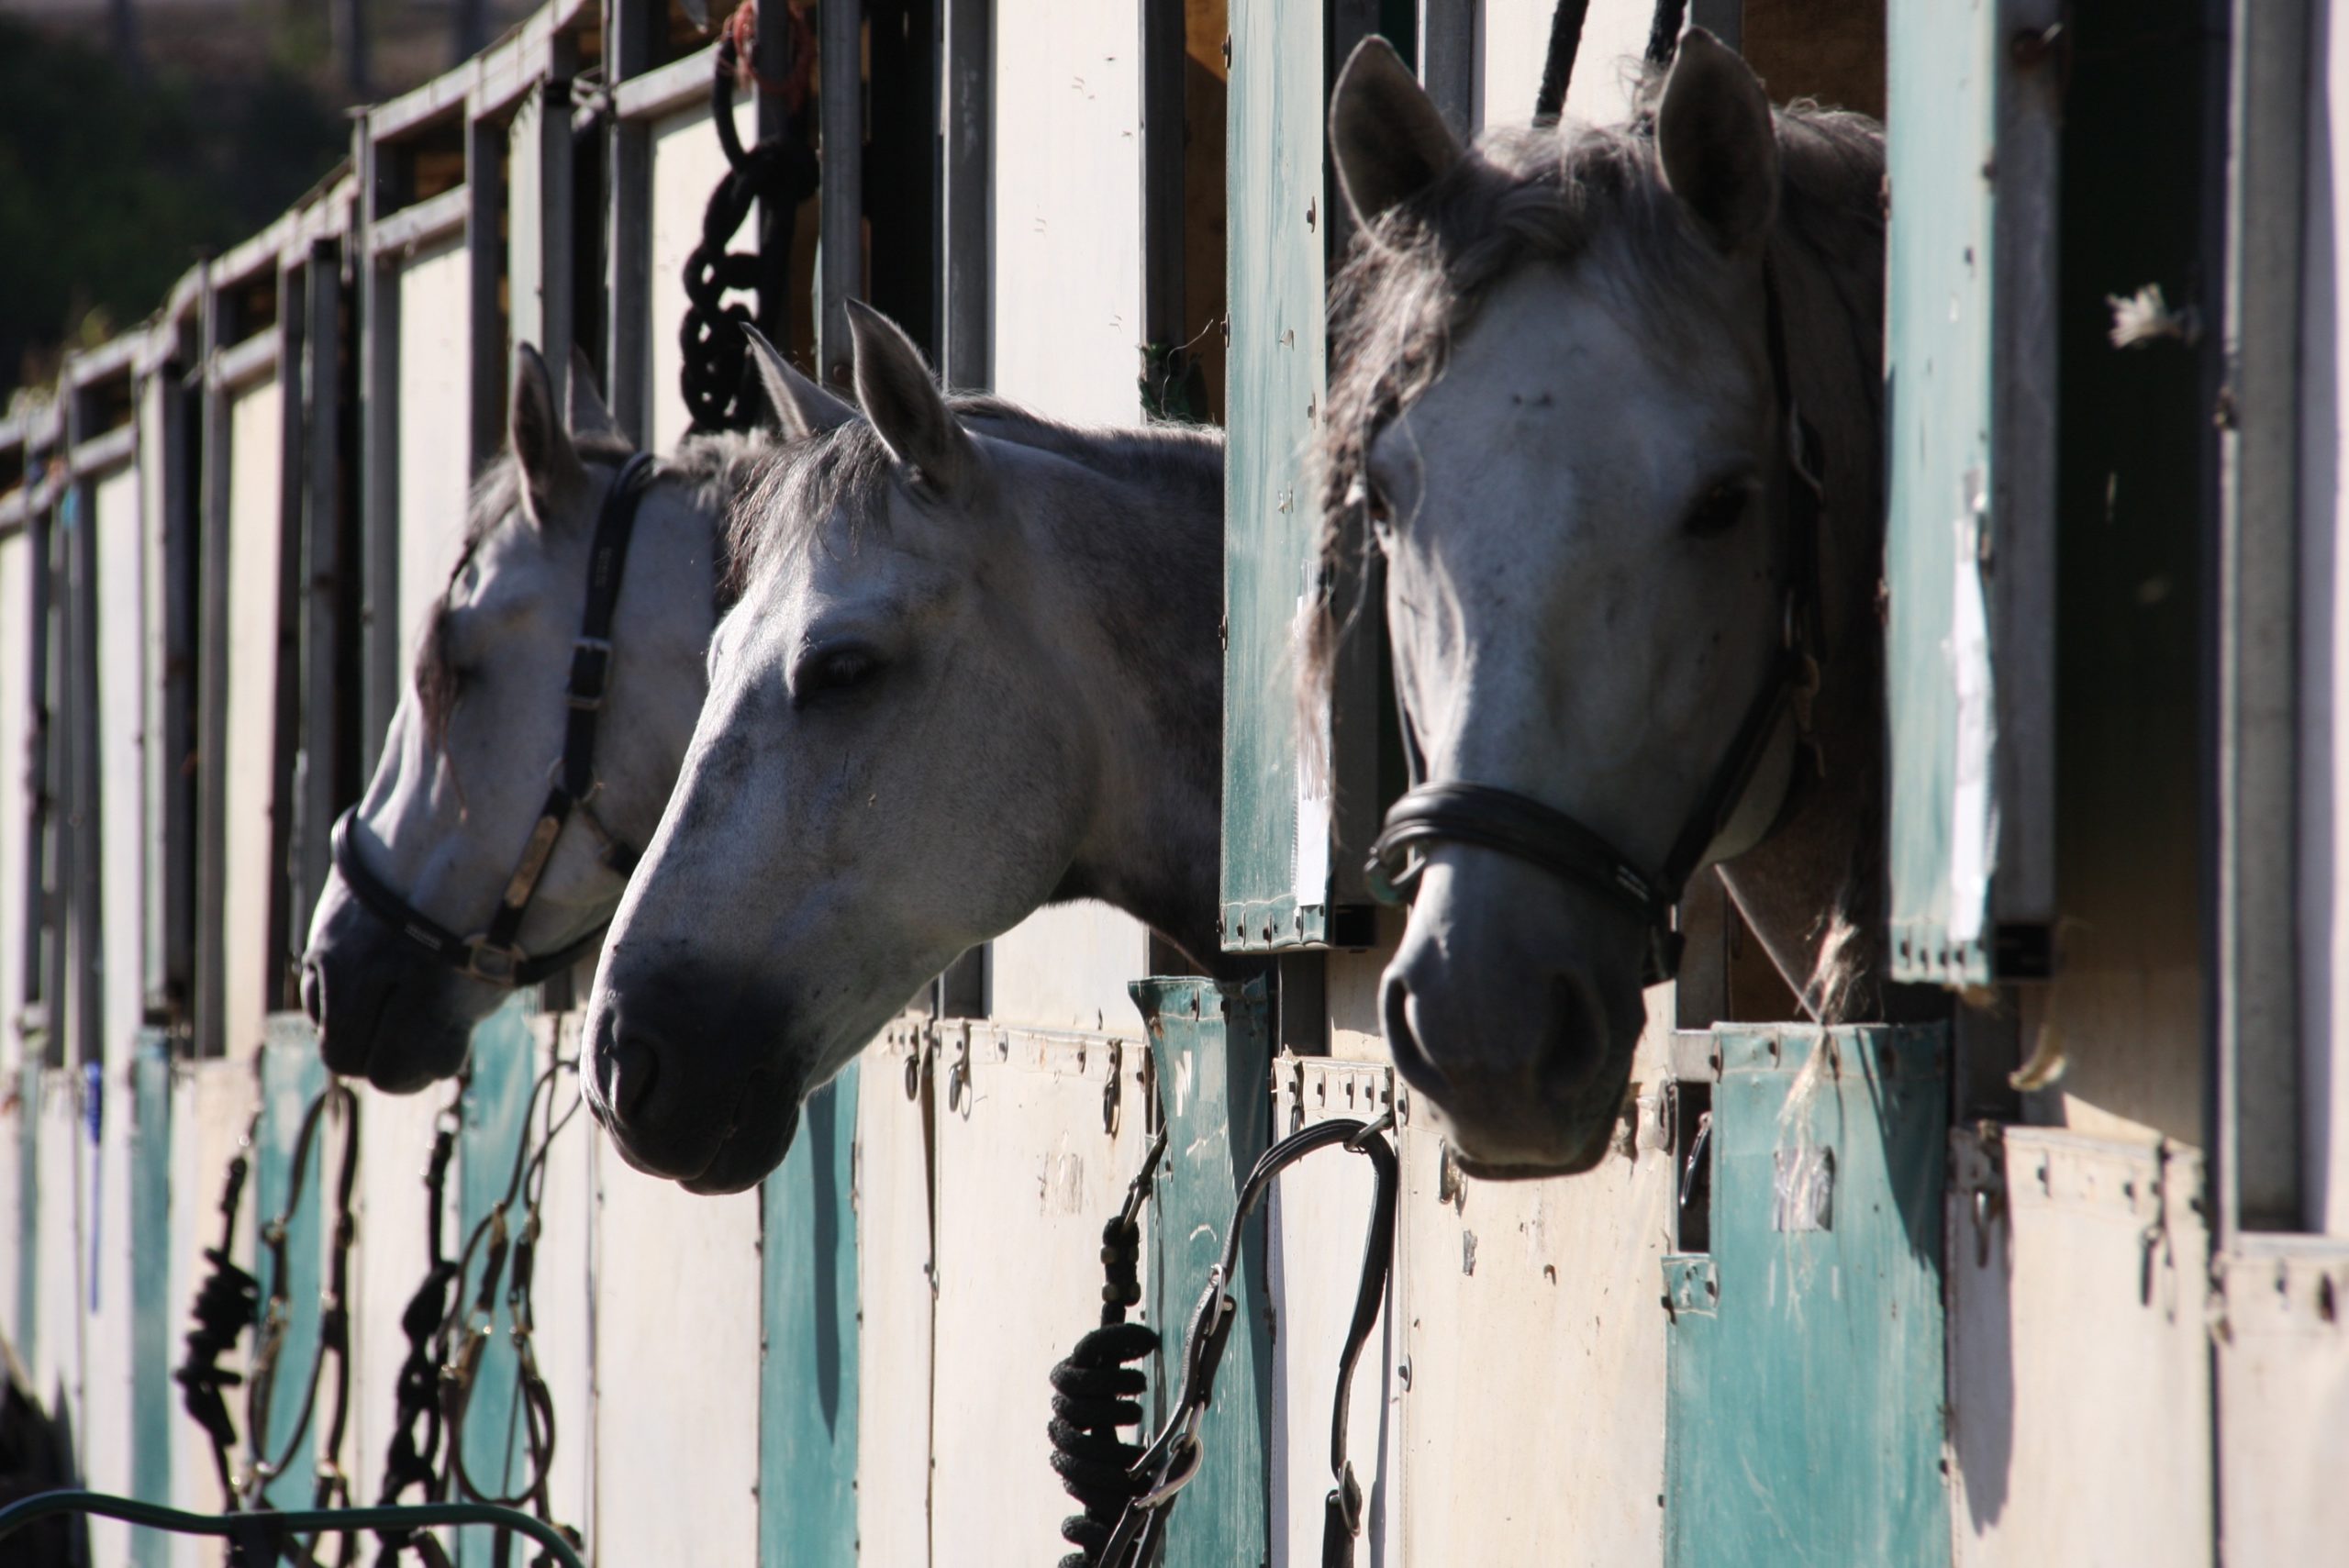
(1418, 0), (1474, 137)
(64, 408), (103, 1070)
(193, 284), (230, 1061)
(512, 64), (579, 413)
(267, 257), (308, 1016)
(22, 473), (55, 1060)
(1140, 0), (1186, 368)
(2216, 0), (2310, 1238)
(468, 106), (510, 471)
(151, 312), (200, 1033)
(940, 0), (991, 390)
(606, 0), (658, 442)
(818, 0), (864, 388)
(296, 242), (345, 929)
(1988, 0), (2064, 945)
(1687, 0), (1742, 54)
(358, 123), (404, 777)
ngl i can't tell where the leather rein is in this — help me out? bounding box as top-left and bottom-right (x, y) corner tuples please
(331, 451), (657, 988)
(1367, 261), (1827, 985)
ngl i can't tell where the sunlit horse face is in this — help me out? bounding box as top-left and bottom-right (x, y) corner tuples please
(586, 305), (1227, 1194)
(1324, 35), (1830, 1174)
(301, 346), (740, 1091)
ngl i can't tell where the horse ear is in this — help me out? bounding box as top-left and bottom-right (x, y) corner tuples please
(1330, 36), (1464, 229)
(511, 343), (589, 528)
(564, 347), (625, 443)
(845, 300), (974, 493)
(742, 323), (855, 441)
(1654, 28), (1779, 257)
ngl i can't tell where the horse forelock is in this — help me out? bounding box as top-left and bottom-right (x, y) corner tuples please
(1305, 94), (1886, 714)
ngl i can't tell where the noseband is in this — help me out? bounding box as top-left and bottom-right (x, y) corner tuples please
(1367, 262), (1826, 985)
(332, 451), (657, 987)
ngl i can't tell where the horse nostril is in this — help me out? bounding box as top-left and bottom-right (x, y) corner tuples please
(1381, 973), (1451, 1096)
(300, 962), (326, 1030)
(597, 1034), (662, 1122)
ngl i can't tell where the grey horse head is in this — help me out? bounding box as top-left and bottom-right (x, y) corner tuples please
(301, 345), (768, 1091)
(1318, 32), (1888, 1175)
(583, 305), (1228, 1193)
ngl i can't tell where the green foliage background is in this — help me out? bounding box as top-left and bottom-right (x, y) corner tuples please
(0, 17), (348, 389)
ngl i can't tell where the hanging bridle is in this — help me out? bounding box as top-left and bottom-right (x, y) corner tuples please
(331, 451), (657, 988)
(1366, 260), (1827, 985)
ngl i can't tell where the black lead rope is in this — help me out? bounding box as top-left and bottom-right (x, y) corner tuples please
(1068, 1116), (1399, 1568)
(1532, 0), (1593, 125)
(178, 1112), (262, 1505)
(375, 1085), (465, 1568)
(332, 450), (656, 989)
(1051, 1128), (1170, 1567)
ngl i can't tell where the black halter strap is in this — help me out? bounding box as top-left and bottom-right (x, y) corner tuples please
(333, 450), (657, 988)
(1367, 261), (1826, 985)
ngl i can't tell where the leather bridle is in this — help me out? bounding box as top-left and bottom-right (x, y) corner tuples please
(1367, 261), (1826, 985)
(332, 450), (657, 988)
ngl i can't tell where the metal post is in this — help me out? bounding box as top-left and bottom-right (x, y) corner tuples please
(940, 0), (991, 390)
(268, 257), (308, 1013)
(2216, 0), (2310, 1238)
(358, 123), (403, 778)
(1140, 0), (1186, 404)
(818, 0), (864, 388)
(63, 403), (104, 1071)
(296, 241), (346, 929)
(1418, 0), (1474, 136)
(1687, 0), (1742, 54)
(150, 307), (200, 1031)
(468, 108), (510, 471)
(605, 0), (658, 443)
(192, 283), (230, 1061)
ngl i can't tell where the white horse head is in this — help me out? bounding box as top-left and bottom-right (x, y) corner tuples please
(300, 345), (767, 1090)
(1318, 33), (1890, 1174)
(584, 305), (1227, 1192)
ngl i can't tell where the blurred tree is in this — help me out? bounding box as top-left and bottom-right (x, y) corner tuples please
(0, 17), (346, 387)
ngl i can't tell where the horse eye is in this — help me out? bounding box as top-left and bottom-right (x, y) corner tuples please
(793, 645), (884, 706)
(1682, 477), (1758, 539)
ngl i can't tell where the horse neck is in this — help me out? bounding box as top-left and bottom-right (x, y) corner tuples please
(1014, 428), (1234, 971)
(1718, 176), (1915, 1022)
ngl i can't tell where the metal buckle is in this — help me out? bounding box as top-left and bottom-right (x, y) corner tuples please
(567, 637), (615, 710)
(461, 940), (523, 984)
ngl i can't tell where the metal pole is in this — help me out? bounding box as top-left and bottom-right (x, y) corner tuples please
(818, 0), (865, 388)
(940, 0), (991, 390)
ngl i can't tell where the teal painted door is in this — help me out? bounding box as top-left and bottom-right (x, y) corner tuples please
(128, 1031), (173, 1566)
(758, 1066), (860, 1567)
(1883, 0), (2059, 984)
(1663, 1026), (1949, 1566)
(1221, 0), (1333, 953)
(454, 993), (540, 1553)
(252, 1017), (329, 1509)
(1133, 978), (1271, 1568)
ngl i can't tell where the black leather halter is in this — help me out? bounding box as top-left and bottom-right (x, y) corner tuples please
(332, 451), (658, 987)
(1367, 262), (1827, 986)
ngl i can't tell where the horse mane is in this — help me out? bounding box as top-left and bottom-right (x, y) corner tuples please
(723, 395), (1224, 600)
(416, 424), (770, 751)
(1307, 86), (1886, 706)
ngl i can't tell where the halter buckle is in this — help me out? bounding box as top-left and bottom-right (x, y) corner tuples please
(460, 940), (525, 985)
(566, 637), (615, 710)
